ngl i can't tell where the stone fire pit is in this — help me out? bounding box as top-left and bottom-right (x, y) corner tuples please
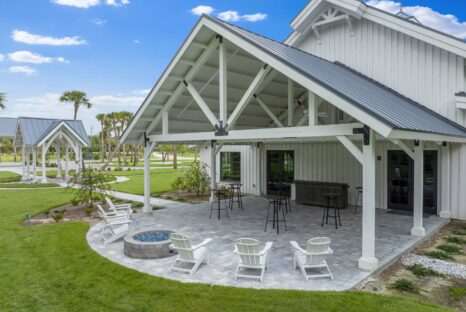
(124, 228), (177, 259)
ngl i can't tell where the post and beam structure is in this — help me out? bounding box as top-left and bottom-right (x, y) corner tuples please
(411, 141), (426, 237)
(143, 141), (157, 213)
(288, 79), (295, 127)
(219, 36), (228, 125)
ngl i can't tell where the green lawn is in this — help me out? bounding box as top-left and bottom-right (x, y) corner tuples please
(0, 188), (449, 311)
(0, 182), (60, 189)
(110, 169), (181, 195)
(0, 171), (22, 183)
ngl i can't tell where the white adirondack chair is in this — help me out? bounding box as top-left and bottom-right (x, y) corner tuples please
(234, 238), (273, 283)
(105, 197), (132, 218)
(290, 237), (333, 280)
(96, 205), (132, 245)
(97, 204), (130, 222)
(170, 233), (212, 276)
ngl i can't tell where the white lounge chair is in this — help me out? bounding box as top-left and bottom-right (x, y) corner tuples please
(234, 238), (272, 283)
(97, 204), (130, 222)
(105, 197), (133, 218)
(170, 233), (212, 276)
(290, 237), (334, 280)
(101, 217), (132, 245)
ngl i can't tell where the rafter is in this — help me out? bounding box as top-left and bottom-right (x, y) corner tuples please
(184, 80), (219, 127)
(254, 94), (284, 128)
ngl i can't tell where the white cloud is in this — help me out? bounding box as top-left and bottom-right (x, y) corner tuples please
(191, 5), (215, 16)
(0, 53), (4, 61)
(133, 39), (141, 44)
(9, 66), (37, 76)
(132, 88), (151, 95)
(12, 30), (87, 46)
(218, 10), (267, 22)
(90, 18), (106, 26)
(90, 94), (144, 107)
(8, 51), (69, 64)
(106, 0), (130, 7)
(366, 1), (466, 39)
(52, 0), (100, 8)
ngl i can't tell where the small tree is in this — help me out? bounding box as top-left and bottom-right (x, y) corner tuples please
(172, 161), (210, 197)
(68, 167), (111, 208)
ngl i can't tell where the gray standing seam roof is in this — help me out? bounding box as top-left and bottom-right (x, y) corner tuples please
(0, 117), (18, 138)
(17, 117), (90, 146)
(207, 16), (466, 138)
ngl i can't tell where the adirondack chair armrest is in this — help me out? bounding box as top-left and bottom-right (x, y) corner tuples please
(290, 241), (307, 255)
(328, 248), (334, 255)
(106, 210), (128, 217)
(192, 238), (212, 250)
(103, 219), (132, 227)
(260, 242), (273, 255)
(112, 203), (132, 209)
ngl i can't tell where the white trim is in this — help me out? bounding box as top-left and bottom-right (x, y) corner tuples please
(254, 95), (284, 127)
(36, 121), (88, 147)
(390, 139), (414, 160)
(336, 135), (363, 164)
(184, 81), (219, 127)
(388, 130), (466, 143)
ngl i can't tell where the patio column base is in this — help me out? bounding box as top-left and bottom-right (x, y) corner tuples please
(410, 226), (426, 237)
(439, 211), (451, 219)
(358, 257), (378, 271)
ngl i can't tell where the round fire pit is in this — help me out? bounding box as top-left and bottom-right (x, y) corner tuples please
(124, 229), (177, 259)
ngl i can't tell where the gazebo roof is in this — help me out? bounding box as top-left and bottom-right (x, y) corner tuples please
(0, 117), (18, 139)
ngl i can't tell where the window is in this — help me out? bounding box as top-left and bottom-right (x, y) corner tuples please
(220, 152), (241, 182)
(267, 150), (294, 194)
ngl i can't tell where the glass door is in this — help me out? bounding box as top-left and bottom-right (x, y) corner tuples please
(266, 150), (294, 195)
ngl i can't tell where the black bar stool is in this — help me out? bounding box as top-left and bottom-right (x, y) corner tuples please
(278, 183), (292, 213)
(354, 186), (363, 214)
(210, 188), (229, 220)
(321, 193), (342, 229)
(265, 194), (287, 234)
(228, 183), (243, 210)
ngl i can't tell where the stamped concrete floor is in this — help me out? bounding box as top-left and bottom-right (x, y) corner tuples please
(87, 196), (447, 290)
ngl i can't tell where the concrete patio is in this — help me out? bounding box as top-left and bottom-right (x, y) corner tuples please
(87, 196), (447, 291)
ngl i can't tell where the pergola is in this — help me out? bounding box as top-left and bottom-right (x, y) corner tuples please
(13, 117), (90, 183)
(0, 117), (19, 161)
(121, 16), (466, 271)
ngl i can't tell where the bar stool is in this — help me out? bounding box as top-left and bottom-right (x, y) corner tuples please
(265, 194), (287, 234)
(278, 183), (292, 213)
(354, 186), (363, 214)
(210, 188), (229, 220)
(321, 193), (342, 229)
(228, 183), (243, 210)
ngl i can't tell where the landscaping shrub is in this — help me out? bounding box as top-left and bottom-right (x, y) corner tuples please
(448, 286), (466, 299)
(52, 211), (64, 223)
(84, 207), (93, 217)
(436, 244), (463, 255)
(67, 167), (109, 208)
(407, 264), (441, 277)
(389, 278), (419, 293)
(172, 161), (210, 196)
(452, 229), (466, 236)
(446, 236), (466, 245)
(425, 250), (453, 260)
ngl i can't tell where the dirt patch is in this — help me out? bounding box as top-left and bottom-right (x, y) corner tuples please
(356, 220), (466, 311)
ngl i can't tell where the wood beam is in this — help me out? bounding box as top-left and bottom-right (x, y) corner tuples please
(162, 111), (169, 135)
(337, 136), (363, 164)
(254, 94), (284, 128)
(411, 141), (426, 237)
(390, 139), (414, 159)
(288, 79), (295, 127)
(184, 80), (218, 127)
(308, 90), (317, 126)
(219, 36), (228, 123)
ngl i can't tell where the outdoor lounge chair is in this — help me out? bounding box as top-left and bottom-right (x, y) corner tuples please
(105, 197), (133, 218)
(170, 233), (212, 276)
(97, 204), (132, 245)
(97, 203), (130, 222)
(290, 237), (333, 280)
(234, 238), (273, 283)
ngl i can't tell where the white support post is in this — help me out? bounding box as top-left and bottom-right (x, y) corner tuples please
(411, 141), (426, 237)
(308, 90), (317, 126)
(21, 144), (26, 180)
(26, 148), (31, 179)
(32, 147), (38, 183)
(210, 144), (217, 203)
(288, 79), (295, 127)
(56, 145), (62, 179)
(359, 129), (378, 271)
(144, 142), (156, 213)
(254, 143), (262, 196)
(219, 36), (228, 124)
(254, 94), (284, 127)
(41, 145), (47, 183)
(64, 145), (69, 180)
(440, 143), (451, 218)
(162, 111), (169, 135)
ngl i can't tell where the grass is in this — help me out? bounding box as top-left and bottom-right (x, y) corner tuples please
(0, 189), (450, 311)
(407, 264), (442, 278)
(436, 244), (463, 255)
(0, 183), (60, 189)
(452, 229), (466, 236)
(389, 279), (420, 294)
(425, 250), (454, 260)
(110, 169), (181, 195)
(446, 236), (466, 245)
(0, 171), (22, 183)
(448, 286), (466, 299)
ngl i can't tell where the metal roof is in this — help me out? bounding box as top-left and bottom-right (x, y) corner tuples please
(0, 117), (18, 138)
(17, 117), (90, 146)
(209, 16), (466, 138)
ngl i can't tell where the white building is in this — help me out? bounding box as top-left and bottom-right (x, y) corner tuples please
(122, 0), (466, 271)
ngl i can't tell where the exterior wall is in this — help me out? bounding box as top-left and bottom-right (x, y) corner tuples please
(295, 15), (466, 220)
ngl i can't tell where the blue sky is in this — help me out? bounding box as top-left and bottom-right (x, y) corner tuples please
(0, 0), (465, 133)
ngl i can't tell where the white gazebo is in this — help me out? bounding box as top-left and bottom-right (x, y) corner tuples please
(13, 117), (90, 183)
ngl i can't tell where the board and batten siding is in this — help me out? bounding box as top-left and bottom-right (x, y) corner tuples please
(295, 16), (466, 220)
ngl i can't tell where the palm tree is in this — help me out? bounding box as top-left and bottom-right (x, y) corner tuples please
(59, 90), (92, 120)
(96, 113), (107, 162)
(0, 93), (6, 110)
(119, 111), (133, 166)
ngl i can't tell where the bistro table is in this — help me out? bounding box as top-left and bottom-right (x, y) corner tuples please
(227, 183), (243, 210)
(210, 188), (229, 220)
(264, 194), (288, 234)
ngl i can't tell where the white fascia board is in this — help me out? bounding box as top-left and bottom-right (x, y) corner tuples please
(388, 130), (466, 144)
(203, 18), (393, 138)
(120, 19), (208, 144)
(36, 122), (88, 148)
(149, 122), (362, 143)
